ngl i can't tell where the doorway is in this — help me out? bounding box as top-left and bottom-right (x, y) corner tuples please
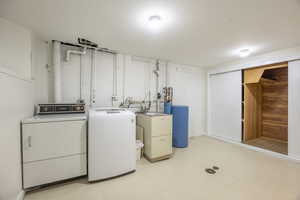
(242, 62), (288, 154)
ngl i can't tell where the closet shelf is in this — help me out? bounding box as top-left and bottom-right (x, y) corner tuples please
(260, 78), (278, 83)
(262, 121), (288, 127)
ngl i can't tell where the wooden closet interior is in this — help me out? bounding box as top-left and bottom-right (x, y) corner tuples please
(242, 62), (288, 154)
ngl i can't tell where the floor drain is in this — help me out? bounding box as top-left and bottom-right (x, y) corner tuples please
(212, 166), (220, 170)
(205, 168), (216, 174)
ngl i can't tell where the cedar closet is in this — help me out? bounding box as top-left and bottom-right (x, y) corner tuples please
(209, 60), (300, 160)
(243, 62), (288, 154)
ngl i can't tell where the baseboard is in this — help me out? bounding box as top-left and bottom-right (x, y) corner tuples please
(208, 135), (300, 163)
(189, 131), (207, 138)
(209, 134), (241, 143)
(16, 190), (25, 200)
(288, 153), (300, 162)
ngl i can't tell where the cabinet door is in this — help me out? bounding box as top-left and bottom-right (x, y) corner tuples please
(288, 61), (300, 160)
(151, 116), (172, 137)
(209, 71), (242, 142)
(22, 120), (86, 163)
(151, 135), (172, 158)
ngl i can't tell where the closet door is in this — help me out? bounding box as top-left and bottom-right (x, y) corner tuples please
(209, 71), (242, 142)
(288, 61), (300, 160)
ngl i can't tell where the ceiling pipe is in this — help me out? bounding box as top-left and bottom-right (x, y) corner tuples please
(65, 46), (87, 62)
(56, 40), (117, 55)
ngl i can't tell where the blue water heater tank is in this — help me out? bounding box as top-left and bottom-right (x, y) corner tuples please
(171, 105), (189, 148)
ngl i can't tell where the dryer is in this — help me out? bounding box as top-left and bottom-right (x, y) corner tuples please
(21, 113), (87, 189)
(88, 108), (136, 181)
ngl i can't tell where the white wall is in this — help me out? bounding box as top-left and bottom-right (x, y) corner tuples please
(0, 74), (33, 200)
(124, 58), (152, 102)
(51, 44), (207, 137)
(60, 45), (91, 104)
(168, 63), (206, 136)
(31, 36), (51, 104)
(93, 53), (114, 106)
(0, 18), (36, 200)
(0, 17), (48, 200)
(0, 18), (32, 80)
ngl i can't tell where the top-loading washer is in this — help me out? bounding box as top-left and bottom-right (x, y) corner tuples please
(88, 108), (136, 181)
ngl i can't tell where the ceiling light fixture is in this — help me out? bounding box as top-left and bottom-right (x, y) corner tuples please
(239, 49), (251, 57)
(148, 15), (163, 31)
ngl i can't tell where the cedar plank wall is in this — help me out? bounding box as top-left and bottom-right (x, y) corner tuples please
(261, 68), (288, 141)
(243, 83), (262, 141)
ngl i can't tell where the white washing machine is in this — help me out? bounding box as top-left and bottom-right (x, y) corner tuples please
(88, 108), (136, 181)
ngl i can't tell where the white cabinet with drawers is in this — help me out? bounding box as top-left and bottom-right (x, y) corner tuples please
(137, 113), (172, 162)
(21, 114), (87, 189)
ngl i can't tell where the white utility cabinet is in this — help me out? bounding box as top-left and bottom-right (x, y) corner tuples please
(21, 114), (87, 189)
(137, 113), (172, 162)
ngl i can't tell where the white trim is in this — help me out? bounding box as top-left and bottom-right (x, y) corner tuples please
(288, 153), (300, 162)
(206, 73), (210, 137)
(16, 190), (25, 200)
(288, 61), (300, 160)
(208, 134), (300, 163)
(189, 131), (206, 138)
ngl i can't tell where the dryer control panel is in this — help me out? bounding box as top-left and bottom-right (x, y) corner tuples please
(36, 103), (85, 115)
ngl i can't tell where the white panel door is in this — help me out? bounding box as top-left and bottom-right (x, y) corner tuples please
(209, 70), (242, 142)
(288, 61), (300, 160)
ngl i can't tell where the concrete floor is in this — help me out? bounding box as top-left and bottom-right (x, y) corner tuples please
(25, 136), (300, 200)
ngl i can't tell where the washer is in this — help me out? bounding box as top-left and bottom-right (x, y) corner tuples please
(88, 108), (136, 182)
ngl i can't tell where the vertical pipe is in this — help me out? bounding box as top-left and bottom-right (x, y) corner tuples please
(90, 49), (96, 106)
(122, 55), (127, 103)
(53, 41), (62, 103)
(112, 53), (117, 106)
(166, 61), (169, 87)
(79, 55), (83, 101)
(155, 60), (160, 112)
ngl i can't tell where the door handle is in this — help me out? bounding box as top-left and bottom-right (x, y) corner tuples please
(28, 136), (32, 148)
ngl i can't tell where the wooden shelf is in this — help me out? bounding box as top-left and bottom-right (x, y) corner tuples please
(260, 78), (277, 83)
(262, 121), (287, 127)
